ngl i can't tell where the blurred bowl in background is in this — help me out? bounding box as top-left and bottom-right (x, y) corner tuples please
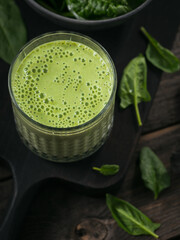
(25, 0), (153, 31)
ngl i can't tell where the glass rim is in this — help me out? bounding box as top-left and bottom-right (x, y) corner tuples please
(8, 31), (117, 132)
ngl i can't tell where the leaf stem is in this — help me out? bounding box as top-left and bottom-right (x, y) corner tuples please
(121, 209), (159, 238)
(140, 27), (158, 51)
(154, 193), (158, 200)
(92, 167), (100, 172)
(134, 100), (142, 126)
(140, 26), (149, 39)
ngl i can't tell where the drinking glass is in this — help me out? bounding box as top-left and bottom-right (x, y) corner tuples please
(8, 32), (117, 162)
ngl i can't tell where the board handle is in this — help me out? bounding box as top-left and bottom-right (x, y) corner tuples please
(0, 158), (46, 240)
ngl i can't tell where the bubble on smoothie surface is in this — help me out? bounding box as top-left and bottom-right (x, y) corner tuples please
(12, 40), (113, 128)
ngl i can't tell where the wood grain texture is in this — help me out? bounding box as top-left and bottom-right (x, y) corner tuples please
(0, 2), (180, 240)
(143, 26), (180, 133)
(17, 123), (180, 240)
(3, 0), (180, 194)
(17, 26), (180, 240)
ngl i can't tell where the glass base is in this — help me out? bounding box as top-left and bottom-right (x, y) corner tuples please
(17, 118), (113, 163)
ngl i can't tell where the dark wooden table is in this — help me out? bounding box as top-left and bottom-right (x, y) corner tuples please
(0, 3), (180, 240)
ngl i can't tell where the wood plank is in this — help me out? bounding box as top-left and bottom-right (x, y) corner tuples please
(17, 124), (180, 240)
(1, 0), (174, 194)
(0, 1), (180, 239)
(143, 26), (180, 133)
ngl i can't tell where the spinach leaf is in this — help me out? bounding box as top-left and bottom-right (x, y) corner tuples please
(141, 27), (180, 73)
(36, 0), (59, 12)
(66, 0), (132, 20)
(35, 0), (146, 20)
(118, 54), (151, 126)
(92, 164), (120, 176)
(48, 0), (66, 11)
(36, 0), (74, 17)
(140, 147), (170, 199)
(106, 194), (160, 238)
(36, 0), (67, 14)
(0, 0), (27, 64)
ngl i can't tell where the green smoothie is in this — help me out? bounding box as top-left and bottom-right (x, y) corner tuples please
(9, 32), (116, 162)
(12, 40), (113, 128)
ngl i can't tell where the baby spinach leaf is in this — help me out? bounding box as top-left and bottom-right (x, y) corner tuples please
(106, 194), (160, 238)
(36, 0), (146, 20)
(66, 0), (132, 20)
(0, 0), (27, 64)
(36, 0), (58, 12)
(36, 0), (67, 14)
(140, 147), (170, 199)
(118, 54), (151, 126)
(141, 27), (180, 73)
(92, 164), (120, 176)
(48, 0), (66, 11)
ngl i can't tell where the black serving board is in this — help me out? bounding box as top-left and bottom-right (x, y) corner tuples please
(0, 0), (180, 239)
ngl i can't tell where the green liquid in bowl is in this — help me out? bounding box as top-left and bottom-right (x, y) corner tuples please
(9, 32), (117, 162)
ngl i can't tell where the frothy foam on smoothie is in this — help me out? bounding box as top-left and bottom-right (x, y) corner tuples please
(12, 40), (113, 128)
